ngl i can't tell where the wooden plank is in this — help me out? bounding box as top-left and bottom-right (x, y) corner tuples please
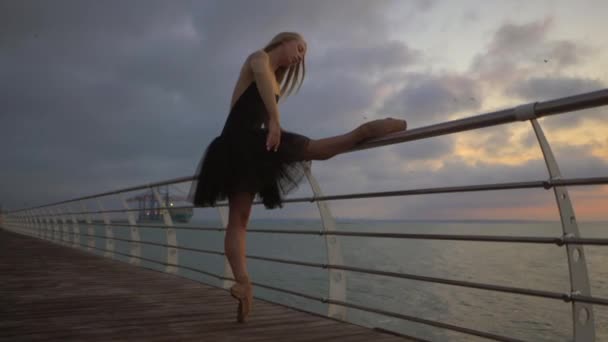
(0, 229), (414, 341)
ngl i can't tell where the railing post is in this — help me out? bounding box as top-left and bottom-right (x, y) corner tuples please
(67, 205), (80, 248)
(36, 210), (44, 238)
(97, 201), (114, 258)
(23, 211), (30, 235)
(60, 206), (69, 245)
(48, 209), (55, 241)
(82, 203), (94, 251)
(27, 211), (35, 236)
(9, 214), (16, 232)
(152, 187), (178, 273)
(50, 208), (59, 241)
(17, 215), (22, 233)
(303, 161), (347, 321)
(122, 197), (141, 266)
(23, 213), (28, 235)
(32, 210), (40, 238)
(15, 214), (22, 234)
(22, 211), (30, 235)
(531, 117), (595, 341)
(32, 211), (39, 236)
(41, 210), (49, 240)
(217, 206), (233, 289)
(31, 211), (37, 236)
(23, 211), (31, 236)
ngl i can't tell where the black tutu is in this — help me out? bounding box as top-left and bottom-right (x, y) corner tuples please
(188, 81), (311, 209)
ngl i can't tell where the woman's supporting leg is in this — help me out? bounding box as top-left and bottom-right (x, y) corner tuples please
(225, 191), (255, 283)
(303, 118), (407, 161)
(225, 191), (255, 322)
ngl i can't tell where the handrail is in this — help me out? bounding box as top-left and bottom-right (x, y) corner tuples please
(6, 89), (608, 214)
(31, 220), (608, 246)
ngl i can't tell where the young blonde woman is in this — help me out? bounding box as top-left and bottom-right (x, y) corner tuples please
(189, 32), (407, 323)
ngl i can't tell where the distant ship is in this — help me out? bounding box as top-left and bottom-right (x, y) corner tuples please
(126, 186), (193, 223)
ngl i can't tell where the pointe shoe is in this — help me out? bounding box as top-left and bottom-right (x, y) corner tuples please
(359, 118), (407, 140)
(230, 279), (253, 323)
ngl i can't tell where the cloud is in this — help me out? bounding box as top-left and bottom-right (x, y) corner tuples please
(488, 18), (553, 55)
(507, 76), (605, 101)
(381, 73), (482, 127)
(470, 18), (594, 86)
(315, 40), (421, 76)
(1, 0), (423, 208)
(462, 10), (479, 23)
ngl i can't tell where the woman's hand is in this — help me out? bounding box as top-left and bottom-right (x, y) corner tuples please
(266, 121), (281, 152)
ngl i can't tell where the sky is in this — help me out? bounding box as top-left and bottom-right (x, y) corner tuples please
(1, 0), (607, 221)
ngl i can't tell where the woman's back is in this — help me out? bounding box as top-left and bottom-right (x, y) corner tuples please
(221, 81), (279, 136)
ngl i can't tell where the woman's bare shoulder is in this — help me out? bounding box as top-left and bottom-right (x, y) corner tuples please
(230, 51), (266, 107)
(247, 50), (270, 72)
(248, 49), (268, 61)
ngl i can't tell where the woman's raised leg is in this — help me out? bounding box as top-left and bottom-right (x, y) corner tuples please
(225, 191), (255, 322)
(302, 118), (407, 161)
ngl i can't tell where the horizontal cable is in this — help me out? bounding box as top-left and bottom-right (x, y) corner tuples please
(33, 220), (221, 232)
(571, 294), (608, 306)
(55, 230), (608, 306)
(75, 232), (225, 256)
(33, 221), (608, 246)
(283, 177), (608, 205)
(7, 176), (195, 213)
(15, 176), (608, 216)
(24, 205), (194, 218)
(8, 86), (608, 215)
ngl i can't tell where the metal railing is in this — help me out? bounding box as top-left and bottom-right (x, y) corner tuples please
(2, 88), (608, 341)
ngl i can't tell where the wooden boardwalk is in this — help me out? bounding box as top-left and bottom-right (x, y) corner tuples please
(0, 229), (414, 341)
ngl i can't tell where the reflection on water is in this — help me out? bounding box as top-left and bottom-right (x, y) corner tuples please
(82, 219), (607, 341)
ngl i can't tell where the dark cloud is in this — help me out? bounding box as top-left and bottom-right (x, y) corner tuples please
(469, 19), (551, 81)
(1, 0), (424, 209)
(470, 18), (593, 85)
(462, 10), (479, 23)
(280, 73), (378, 138)
(548, 40), (589, 67)
(315, 40), (420, 76)
(488, 19), (552, 55)
(551, 144), (608, 178)
(381, 73), (482, 127)
(507, 76), (605, 102)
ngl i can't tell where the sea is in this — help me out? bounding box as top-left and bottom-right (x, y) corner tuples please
(82, 218), (607, 342)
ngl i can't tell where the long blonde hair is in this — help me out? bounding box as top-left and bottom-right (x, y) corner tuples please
(263, 32), (306, 99)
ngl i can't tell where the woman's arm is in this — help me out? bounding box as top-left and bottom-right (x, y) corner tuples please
(249, 51), (281, 151)
(249, 51), (280, 126)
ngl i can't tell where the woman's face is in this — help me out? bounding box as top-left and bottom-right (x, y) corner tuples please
(282, 38), (307, 66)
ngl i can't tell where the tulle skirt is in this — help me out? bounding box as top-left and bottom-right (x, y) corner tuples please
(188, 128), (311, 209)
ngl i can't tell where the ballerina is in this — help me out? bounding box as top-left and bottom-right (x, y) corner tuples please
(188, 32), (407, 323)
